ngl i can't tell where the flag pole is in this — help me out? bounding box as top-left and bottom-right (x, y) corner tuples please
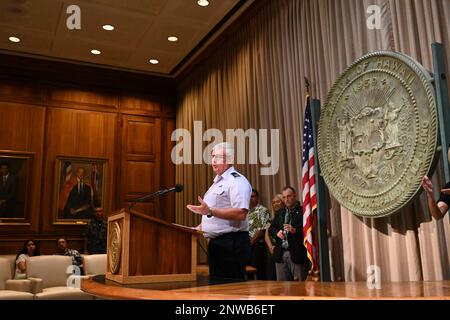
(310, 97), (331, 282)
(432, 43), (450, 182)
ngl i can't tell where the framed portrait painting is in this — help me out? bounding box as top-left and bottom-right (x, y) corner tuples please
(54, 156), (106, 224)
(0, 150), (34, 223)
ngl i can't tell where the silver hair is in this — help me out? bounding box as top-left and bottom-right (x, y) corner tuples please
(212, 142), (234, 163)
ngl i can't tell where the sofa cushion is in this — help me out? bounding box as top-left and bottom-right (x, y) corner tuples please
(27, 255), (73, 288)
(0, 258), (11, 290)
(5, 279), (31, 293)
(83, 254), (106, 276)
(2, 255), (17, 277)
(0, 290), (34, 300)
(34, 287), (92, 300)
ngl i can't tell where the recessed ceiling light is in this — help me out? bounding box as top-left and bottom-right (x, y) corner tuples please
(9, 36), (21, 43)
(168, 36), (178, 42)
(197, 0), (209, 6)
(91, 49), (101, 55)
(149, 59), (159, 65)
(102, 24), (114, 31)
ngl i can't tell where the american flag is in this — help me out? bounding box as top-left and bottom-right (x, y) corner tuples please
(301, 95), (319, 278)
(63, 161), (72, 183)
(90, 164), (100, 206)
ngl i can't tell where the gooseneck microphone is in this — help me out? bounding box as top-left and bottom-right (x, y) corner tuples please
(128, 184), (183, 210)
(161, 184), (183, 194)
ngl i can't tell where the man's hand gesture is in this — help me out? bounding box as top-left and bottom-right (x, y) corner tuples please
(187, 196), (209, 215)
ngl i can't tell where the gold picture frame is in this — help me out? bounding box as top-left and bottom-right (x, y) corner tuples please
(0, 150), (34, 225)
(53, 156), (107, 225)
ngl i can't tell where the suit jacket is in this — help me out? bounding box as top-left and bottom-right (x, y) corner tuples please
(268, 201), (308, 265)
(0, 174), (18, 213)
(63, 182), (94, 219)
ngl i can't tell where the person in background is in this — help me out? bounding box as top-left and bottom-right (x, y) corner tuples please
(247, 188), (271, 280)
(265, 194), (285, 280)
(422, 175), (449, 220)
(56, 236), (83, 273)
(83, 207), (107, 254)
(269, 186), (308, 281)
(421, 148), (450, 220)
(15, 239), (40, 279)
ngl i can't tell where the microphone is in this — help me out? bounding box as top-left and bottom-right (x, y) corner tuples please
(128, 184), (183, 210)
(159, 184), (183, 195)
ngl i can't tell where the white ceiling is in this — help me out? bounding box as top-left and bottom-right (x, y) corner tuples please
(0, 0), (249, 77)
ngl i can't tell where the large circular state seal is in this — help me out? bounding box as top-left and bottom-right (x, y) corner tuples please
(109, 222), (122, 274)
(318, 51), (437, 218)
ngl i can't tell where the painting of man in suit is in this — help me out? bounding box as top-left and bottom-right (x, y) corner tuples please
(65, 167), (95, 219)
(0, 162), (18, 218)
(56, 158), (104, 221)
(59, 167), (94, 219)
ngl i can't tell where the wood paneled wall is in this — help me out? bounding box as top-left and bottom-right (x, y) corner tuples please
(0, 55), (176, 255)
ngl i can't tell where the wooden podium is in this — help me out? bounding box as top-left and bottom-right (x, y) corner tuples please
(105, 208), (200, 284)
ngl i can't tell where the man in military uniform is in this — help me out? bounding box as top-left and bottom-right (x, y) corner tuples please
(269, 186), (308, 281)
(247, 188), (270, 279)
(187, 142), (252, 280)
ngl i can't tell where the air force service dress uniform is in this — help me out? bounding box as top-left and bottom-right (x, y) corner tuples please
(202, 166), (252, 280)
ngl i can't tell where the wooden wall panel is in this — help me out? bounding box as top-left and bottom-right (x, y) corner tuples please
(126, 120), (158, 156)
(0, 81), (44, 105)
(47, 86), (119, 112)
(120, 115), (162, 216)
(0, 102), (45, 235)
(0, 55), (175, 255)
(120, 95), (161, 116)
(0, 54), (177, 98)
(126, 162), (156, 195)
(45, 108), (117, 157)
(41, 108), (117, 234)
(0, 102), (45, 152)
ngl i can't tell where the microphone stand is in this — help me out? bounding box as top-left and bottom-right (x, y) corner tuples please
(128, 190), (167, 210)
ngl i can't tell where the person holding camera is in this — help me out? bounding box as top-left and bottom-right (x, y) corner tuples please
(268, 186), (308, 281)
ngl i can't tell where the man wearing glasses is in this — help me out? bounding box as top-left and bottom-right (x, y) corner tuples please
(187, 142), (252, 280)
